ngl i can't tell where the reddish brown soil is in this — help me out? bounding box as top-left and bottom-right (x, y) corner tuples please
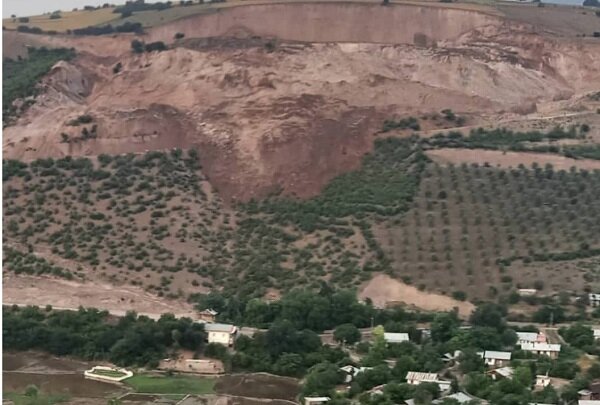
(3, 3), (600, 202)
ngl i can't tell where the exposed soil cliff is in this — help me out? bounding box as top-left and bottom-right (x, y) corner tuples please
(4, 2), (600, 201)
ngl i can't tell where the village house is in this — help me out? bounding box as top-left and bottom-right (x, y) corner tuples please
(204, 323), (237, 346)
(478, 351), (512, 367)
(520, 342), (561, 359)
(442, 350), (463, 363)
(433, 392), (485, 404)
(198, 309), (218, 323)
(536, 374), (551, 388)
(304, 397), (330, 405)
(384, 332), (410, 344)
(406, 372), (439, 385)
(340, 365), (371, 383)
(579, 389), (593, 401)
(488, 366), (514, 380)
(594, 330), (600, 340)
(518, 289), (537, 296)
(516, 332), (547, 346)
(405, 371), (451, 392)
(589, 294), (600, 307)
(580, 381), (600, 400)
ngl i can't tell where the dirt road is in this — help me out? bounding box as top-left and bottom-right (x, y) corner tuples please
(3, 274), (197, 319)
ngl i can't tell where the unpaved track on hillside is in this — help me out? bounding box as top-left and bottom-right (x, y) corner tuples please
(3, 275), (197, 319)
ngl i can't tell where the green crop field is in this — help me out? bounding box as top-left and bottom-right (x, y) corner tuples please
(125, 374), (215, 394)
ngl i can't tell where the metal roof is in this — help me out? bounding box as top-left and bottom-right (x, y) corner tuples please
(521, 342), (561, 352)
(384, 332), (410, 343)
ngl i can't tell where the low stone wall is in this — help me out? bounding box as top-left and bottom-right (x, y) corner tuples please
(84, 366), (133, 383)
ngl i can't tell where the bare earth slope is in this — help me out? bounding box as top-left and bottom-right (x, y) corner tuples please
(4, 2), (600, 201)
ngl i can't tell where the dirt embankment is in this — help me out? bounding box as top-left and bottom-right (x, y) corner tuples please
(146, 2), (506, 45)
(359, 274), (475, 317)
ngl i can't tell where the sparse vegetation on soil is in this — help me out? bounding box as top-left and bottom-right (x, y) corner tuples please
(4, 126), (600, 302)
(378, 158), (600, 300)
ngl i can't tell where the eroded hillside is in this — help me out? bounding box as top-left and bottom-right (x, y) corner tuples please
(4, 2), (600, 202)
(3, 1), (600, 311)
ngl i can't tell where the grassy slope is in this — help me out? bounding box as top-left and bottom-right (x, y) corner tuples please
(125, 374), (215, 394)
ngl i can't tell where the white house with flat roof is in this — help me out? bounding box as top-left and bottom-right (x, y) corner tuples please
(536, 374), (551, 388)
(204, 323), (237, 346)
(478, 351), (512, 367)
(305, 397), (330, 405)
(521, 342), (561, 359)
(384, 332), (409, 344)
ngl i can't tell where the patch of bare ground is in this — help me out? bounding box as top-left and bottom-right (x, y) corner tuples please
(505, 256), (600, 297)
(358, 274), (474, 317)
(426, 148), (600, 171)
(215, 373), (300, 402)
(497, 3), (600, 37)
(2, 274), (197, 319)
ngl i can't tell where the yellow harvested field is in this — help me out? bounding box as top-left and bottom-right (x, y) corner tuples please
(3, 8), (119, 32)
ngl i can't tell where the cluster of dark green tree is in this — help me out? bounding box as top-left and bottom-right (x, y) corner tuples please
(244, 137), (429, 231)
(3, 47), (75, 123)
(229, 320), (349, 377)
(71, 21), (143, 35)
(559, 322), (600, 356)
(424, 125), (600, 161)
(192, 286), (434, 331)
(425, 126), (583, 151)
(114, 0), (172, 17)
(3, 247), (75, 279)
(131, 40), (168, 53)
(3, 306), (206, 367)
(382, 116), (421, 132)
